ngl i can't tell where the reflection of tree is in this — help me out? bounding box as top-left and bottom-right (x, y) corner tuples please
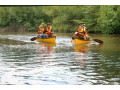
(88, 45), (120, 84)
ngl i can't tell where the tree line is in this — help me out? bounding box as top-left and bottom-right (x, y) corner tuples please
(0, 5), (120, 34)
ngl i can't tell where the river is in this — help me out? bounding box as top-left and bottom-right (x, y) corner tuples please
(0, 32), (120, 85)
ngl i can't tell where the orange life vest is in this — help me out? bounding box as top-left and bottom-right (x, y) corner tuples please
(38, 27), (44, 34)
(38, 31), (43, 34)
(46, 26), (52, 32)
(39, 27), (44, 31)
(75, 27), (88, 39)
(78, 27), (85, 33)
(46, 26), (55, 37)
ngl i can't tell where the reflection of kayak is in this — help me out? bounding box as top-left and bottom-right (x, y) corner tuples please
(37, 42), (56, 59)
(38, 43), (56, 47)
(36, 37), (56, 43)
(75, 45), (88, 53)
(72, 38), (91, 45)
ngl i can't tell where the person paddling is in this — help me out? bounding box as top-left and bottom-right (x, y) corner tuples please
(37, 23), (48, 38)
(82, 24), (89, 40)
(44, 24), (56, 38)
(74, 24), (90, 40)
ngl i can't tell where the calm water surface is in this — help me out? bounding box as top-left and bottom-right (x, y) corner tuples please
(0, 32), (120, 85)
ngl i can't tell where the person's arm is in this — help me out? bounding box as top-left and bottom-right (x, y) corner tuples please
(37, 34), (43, 38)
(51, 29), (54, 33)
(37, 31), (40, 34)
(38, 26), (41, 30)
(85, 30), (88, 36)
(43, 30), (47, 34)
(74, 31), (78, 36)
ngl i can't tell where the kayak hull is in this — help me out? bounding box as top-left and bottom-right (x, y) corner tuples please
(72, 38), (91, 45)
(36, 37), (56, 43)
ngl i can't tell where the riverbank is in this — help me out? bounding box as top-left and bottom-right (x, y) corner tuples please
(0, 23), (27, 32)
(0, 23), (120, 34)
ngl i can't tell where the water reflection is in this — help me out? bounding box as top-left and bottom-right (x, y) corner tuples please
(75, 45), (88, 53)
(0, 33), (120, 85)
(37, 43), (56, 62)
(74, 45), (89, 69)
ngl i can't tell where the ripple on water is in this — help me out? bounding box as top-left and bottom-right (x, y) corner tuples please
(0, 34), (120, 85)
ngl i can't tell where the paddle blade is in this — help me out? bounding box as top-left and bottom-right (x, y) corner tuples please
(93, 39), (103, 44)
(31, 37), (37, 41)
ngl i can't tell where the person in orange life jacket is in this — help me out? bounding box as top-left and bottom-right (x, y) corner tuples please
(38, 23), (45, 34)
(74, 24), (89, 40)
(82, 24), (90, 40)
(43, 24), (56, 38)
(74, 25), (84, 39)
(37, 23), (48, 38)
(39, 23), (46, 30)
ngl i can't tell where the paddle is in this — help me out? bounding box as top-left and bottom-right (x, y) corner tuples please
(85, 35), (104, 44)
(92, 38), (103, 44)
(31, 37), (37, 41)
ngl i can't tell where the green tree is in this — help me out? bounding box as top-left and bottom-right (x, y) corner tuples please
(0, 6), (120, 34)
(97, 5), (120, 34)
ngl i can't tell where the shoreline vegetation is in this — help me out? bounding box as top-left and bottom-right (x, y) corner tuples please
(0, 6), (120, 34)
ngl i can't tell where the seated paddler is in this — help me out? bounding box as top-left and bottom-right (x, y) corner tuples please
(43, 24), (56, 38)
(73, 24), (90, 40)
(37, 23), (48, 38)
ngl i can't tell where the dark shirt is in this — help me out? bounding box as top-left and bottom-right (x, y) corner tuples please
(43, 29), (54, 34)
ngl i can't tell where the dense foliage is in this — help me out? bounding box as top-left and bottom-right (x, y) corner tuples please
(0, 5), (120, 34)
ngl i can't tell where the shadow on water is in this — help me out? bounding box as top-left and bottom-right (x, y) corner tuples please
(0, 38), (28, 45)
